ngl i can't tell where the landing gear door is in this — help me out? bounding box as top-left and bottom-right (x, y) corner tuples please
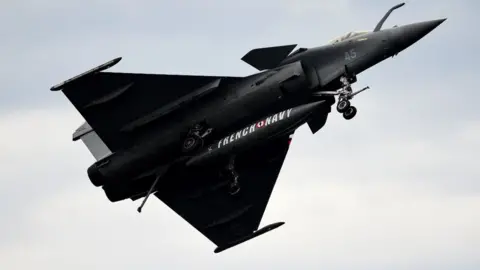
(316, 64), (350, 88)
(301, 61), (321, 90)
(274, 61), (311, 96)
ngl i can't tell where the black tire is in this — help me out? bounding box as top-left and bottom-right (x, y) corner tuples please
(343, 106), (357, 120)
(182, 135), (203, 152)
(337, 100), (350, 113)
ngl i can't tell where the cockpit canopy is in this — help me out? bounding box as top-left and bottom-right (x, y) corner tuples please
(329, 31), (370, 44)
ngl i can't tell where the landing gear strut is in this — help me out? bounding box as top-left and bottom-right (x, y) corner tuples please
(335, 76), (369, 120)
(223, 156), (240, 195)
(182, 123), (212, 153)
(311, 74), (369, 120)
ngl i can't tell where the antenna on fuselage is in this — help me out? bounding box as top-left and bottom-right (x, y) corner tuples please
(374, 3), (405, 32)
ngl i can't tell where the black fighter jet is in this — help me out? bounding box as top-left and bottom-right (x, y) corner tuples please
(50, 3), (445, 253)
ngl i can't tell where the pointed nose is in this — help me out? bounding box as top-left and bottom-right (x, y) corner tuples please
(390, 18), (446, 53)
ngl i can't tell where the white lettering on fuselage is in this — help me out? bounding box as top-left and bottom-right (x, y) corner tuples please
(216, 108), (293, 149)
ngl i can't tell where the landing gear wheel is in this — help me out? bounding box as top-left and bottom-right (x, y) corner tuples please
(182, 135), (203, 153)
(182, 122), (212, 153)
(337, 100), (350, 113)
(343, 106), (357, 120)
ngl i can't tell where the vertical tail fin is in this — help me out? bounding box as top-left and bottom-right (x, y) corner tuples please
(72, 122), (112, 160)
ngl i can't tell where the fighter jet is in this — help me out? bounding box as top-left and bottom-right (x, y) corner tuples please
(50, 3), (445, 253)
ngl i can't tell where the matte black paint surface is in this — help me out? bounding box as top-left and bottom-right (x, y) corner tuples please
(186, 101), (325, 167)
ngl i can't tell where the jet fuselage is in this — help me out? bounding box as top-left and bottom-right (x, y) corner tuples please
(88, 18), (446, 192)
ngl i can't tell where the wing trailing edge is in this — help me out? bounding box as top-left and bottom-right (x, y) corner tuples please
(241, 44), (297, 71)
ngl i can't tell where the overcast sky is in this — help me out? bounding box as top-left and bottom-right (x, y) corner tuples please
(1, 0), (479, 269)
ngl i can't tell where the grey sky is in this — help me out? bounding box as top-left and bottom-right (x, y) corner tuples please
(1, 0), (479, 269)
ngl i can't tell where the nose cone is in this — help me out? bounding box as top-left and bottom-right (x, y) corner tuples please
(390, 18), (446, 54)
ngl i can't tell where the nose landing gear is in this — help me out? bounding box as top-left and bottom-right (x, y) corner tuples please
(311, 74), (369, 120)
(335, 76), (369, 120)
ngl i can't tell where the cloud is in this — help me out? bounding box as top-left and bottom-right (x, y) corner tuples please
(1, 107), (479, 269)
(0, 108), (89, 246)
(1, 124), (480, 269)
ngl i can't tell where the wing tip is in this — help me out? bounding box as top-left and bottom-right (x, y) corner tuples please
(50, 57), (122, 91)
(213, 221), (285, 253)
